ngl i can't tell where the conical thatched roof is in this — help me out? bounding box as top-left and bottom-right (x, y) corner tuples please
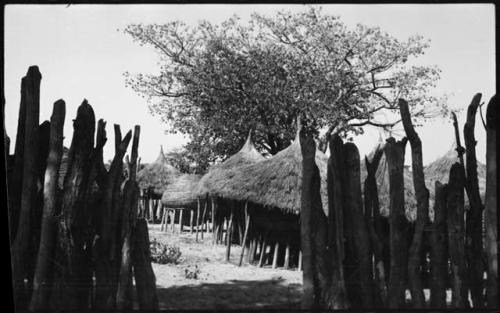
(161, 174), (202, 208)
(198, 132), (329, 215)
(196, 132), (265, 196)
(137, 146), (181, 195)
(424, 146), (486, 201)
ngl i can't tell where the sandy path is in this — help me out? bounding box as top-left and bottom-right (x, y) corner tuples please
(148, 224), (302, 310)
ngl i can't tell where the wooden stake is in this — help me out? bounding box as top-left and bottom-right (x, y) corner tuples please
(298, 250), (302, 271)
(190, 209), (194, 234)
(196, 199), (200, 241)
(201, 198), (207, 239)
(238, 203), (250, 267)
(284, 240), (290, 270)
(160, 209), (166, 232)
(171, 209), (176, 233)
(179, 209), (184, 233)
(272, 241), (280, 269)
(258, 236), (267, 267)
(225, 206), (234, 262)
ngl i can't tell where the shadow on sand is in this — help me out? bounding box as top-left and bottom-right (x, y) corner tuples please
(156, 277), (302, 310)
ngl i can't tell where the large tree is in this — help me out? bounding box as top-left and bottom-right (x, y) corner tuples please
(124, 7), (448, 167)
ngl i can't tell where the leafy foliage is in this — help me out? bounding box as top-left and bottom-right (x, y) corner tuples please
(124, 7), (449, 162)
(149, 238), (182, 264)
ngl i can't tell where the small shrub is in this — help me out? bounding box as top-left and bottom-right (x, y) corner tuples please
(184, 265), (200, 280)
(150, 238), (182, 264)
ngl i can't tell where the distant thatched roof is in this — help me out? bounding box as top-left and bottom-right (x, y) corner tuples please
(198, 132), (329, 215)
(196, 132), (265, 196)
(424, 146), (486, 202)
(161, 174), (202, 208)
(137, 146), (181, 195)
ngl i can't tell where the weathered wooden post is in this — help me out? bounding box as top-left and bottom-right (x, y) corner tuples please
(272, 241), (280, 269)
(342, 142), (374, 308)
(463, 94), (486, 307)
(196, 199), (200, 241)
(400, 99), (430, 308)
(11, 66), (41, 307)
(116, 125), (140, 310)
(447, 162), (468, 308)
(179, 209), (184, 232)
(300, 129), (329, 309)
(384, 137), (409, 308)
(429, 181), (448, 308)
(201, 198), (207, 239)
(226, 204), (234, 262)
(132, 218), (159, 310)
(29, 100), (65, 311)
(190, 209), (194, 233)
(238, 202), (250, 267)
(326, 134), (349, 309)
(484, 94), (498, 308)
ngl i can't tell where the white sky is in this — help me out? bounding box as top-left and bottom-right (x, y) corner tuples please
(4, 4), (495, 165)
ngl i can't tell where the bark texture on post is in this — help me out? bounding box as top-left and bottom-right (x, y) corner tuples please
(447, 162), (468, 308)
(463, 93), (485, 308)
(29, 100), (65, 311)
(364, 144), (386, 306)
(342, 142), (374, 308)
(399, 99), (430, 308)
(51, 100), (95, 310)
(384, 137), (409, 308)
(132, 218), (159, 311)
(300, 130), (329, 309)
(429, 181), (448, 308)
(485, 94), (498, 308)
(11, 66), (41, 308)
(94, 127), (132, 310)
(116, 125), (140, 310)
(325, 135), (349, 309)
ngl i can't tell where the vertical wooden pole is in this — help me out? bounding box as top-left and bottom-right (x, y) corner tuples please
(258, 236), (267, 267)
(485, 95), (498, 308)
(160, 209), (166, 232)
(430, 181), (448, 308)
(298, 250), (302, 271)
(201, 198), (207, 239)
(179, 209), (184, 233)
(272, 241), (280, 269)
(284, 239), (290, 270)
(190, 209), (194, 234)
(196, 199), (200, 241)
(226, 205), (234, 262)
(238, 203), (250, 267)
(211, 198), (216, 243)
(171, 209), (176, 233)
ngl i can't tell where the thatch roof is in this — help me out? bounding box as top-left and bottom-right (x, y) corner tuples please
(197, 132), (329, 215)
(161, 174), (202, 208)
(196, 132), (265, 196)
(137, 146), (181, 195)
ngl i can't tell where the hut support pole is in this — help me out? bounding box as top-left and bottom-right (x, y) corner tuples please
(284, 239), (290, 270)
(196, 199), (200, 241)
(258, 235), (267, 268)
(171, 209), (176, 233)
(201, 199), (207, 239)
(160, 209), (166, 232)
(298, 250), (302, 271)
(226, 205), (234, 262)
(238, 202), (250, 267)
(272, 241), (280, 269)
(179, 209), (183, 233)
(190, 209), (193, 234)
(211, 198), (216, 244)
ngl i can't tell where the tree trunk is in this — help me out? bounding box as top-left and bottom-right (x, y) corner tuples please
(116, 125), (140, 311)
(300, 130), (329, 309)
(429, 181), (448, 308)
(485, 94), (498, 308)
(132, 218), (159, 310)
(400, 99), (430, 308)
(342, 142), (374, 308)
(447, 162), (468, 308)
(11, 66), (41, 308)
(325, 135), (349, 309)
(384, 137), (409, 308)
(463, 93), (485, 308)
(29, 100), (65, 311)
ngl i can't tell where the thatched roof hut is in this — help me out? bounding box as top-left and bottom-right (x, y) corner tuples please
(198, 133), (329, 215)
(161, 174), (202, 208)
(196, 132), (265, 196)
(137, 146), (181, 196)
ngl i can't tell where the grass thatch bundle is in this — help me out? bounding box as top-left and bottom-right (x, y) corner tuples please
(137, 147), (181, 196)
(161, 174), (202, 208)
(196, 133), (265, 196)
(198, 134), (328, 215)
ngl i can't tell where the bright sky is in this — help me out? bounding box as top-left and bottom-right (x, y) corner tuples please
(4, 4), (495, 165)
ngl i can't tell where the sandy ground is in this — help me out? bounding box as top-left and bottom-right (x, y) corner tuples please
(148, 224), (302, 310)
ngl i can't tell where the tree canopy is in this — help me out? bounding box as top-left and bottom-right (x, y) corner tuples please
(124, 7), (449, 171)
